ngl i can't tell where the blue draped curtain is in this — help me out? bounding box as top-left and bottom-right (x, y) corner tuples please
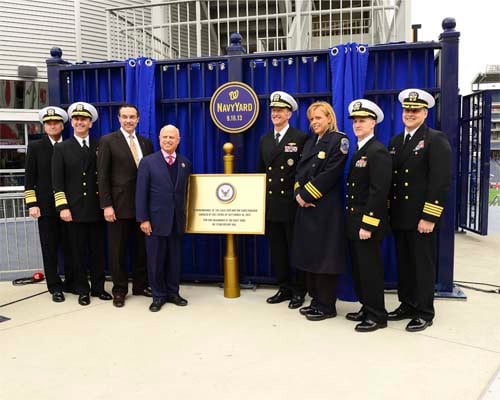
(329, 43), (369, 301)
(125, 57), (157, 148)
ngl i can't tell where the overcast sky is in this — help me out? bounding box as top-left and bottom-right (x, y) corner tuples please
(411, 0), (497, 95)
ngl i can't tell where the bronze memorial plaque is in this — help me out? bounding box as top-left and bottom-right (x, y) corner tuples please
(186, 174), (266, 234)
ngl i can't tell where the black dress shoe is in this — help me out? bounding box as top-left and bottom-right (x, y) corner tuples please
(288, 295), (305, 309)
(266, 289), (292, 304)
(52, 291), (65, 303)
(133, 287), (153, 297)
(91, 291), (113, 301)
(166, 294), (188, 306)
(406, 318), (433, 332)
(149, 299), (166, 312)
(355, 319), (387, 332)
(346, 310), (365, 322)
(299, 305), (315, 316)
(113, 293), (125, 308)
(304, 308), (337, 321)
(387, 305), (414, 321)
(78, 294), (90, 306)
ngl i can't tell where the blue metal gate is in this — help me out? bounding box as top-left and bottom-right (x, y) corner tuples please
(458, 91), (492, 235)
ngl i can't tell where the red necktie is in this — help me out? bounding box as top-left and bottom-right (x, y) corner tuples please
(167, 155), (174, 165)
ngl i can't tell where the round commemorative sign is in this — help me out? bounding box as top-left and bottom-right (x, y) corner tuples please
(209, 81), (260, 133)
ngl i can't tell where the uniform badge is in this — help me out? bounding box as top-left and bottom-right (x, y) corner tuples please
(413, 140), (425, 151)
(287, 158), (294, 166)
(389, 147), (396, 155)
(340, 137), (349, 154)
(285, 144), (298, 152)
(355, 156), (367, 168)
(317, 151), (326, 159)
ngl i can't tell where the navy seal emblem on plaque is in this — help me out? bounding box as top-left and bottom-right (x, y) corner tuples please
(216, 182), (236, 203)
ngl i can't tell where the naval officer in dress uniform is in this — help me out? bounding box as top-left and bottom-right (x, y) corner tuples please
(52, 102), (112, 306)
(257, 91), (308, 309)
(345, 99), (392, 332)
(387, 89), (452, 332)
(292, 101), (349, 321)
(24, 106), (73, 302)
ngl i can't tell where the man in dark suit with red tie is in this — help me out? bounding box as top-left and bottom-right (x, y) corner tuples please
(25, 106), (73, 302)
(97, 104), (153, 307)
(136, 124), (192, 312)
(388, 89), (452, 332)
(52, 102), (112, 306)
(258, 91), (308, 309)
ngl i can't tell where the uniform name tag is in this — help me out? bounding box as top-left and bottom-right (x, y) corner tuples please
(284, 145), (298, 153)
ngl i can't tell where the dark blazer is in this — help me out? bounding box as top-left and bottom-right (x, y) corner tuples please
(51, 136), (103, 222)
(292, 131), (349, 274)
(346, 137), (392, 241)
(97, 130), (153, 219)
(257, 127), (308, 222)
(388, 124), (452, 230)
(24, 136), (58, 217)
(136, 151), (192, 237)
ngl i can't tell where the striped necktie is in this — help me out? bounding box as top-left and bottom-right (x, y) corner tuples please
(129, 134), (140, 167)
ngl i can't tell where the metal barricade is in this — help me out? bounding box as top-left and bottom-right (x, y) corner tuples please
(0, 189), (43, 280)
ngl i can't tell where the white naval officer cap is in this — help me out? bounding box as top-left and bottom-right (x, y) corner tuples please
(398, 88), (435, 109)
(38, 106), (68, 124)
(67, 101), (99, 122)
(269, 91), (298, 112)
(348, 99), (384, 124)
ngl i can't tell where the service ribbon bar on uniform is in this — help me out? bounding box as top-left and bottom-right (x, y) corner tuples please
(304, 181), (322, 199)
(24, 190), (37, 204)
(423, 202), (443, 217)
(54, 191), (68, 207)
(362, 214), (380, 227)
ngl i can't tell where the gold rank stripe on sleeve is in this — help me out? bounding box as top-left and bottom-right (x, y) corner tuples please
(423, 202), (444, 217)
(362, 214), (380, 227)
(294, 182), (300, 191)
(304, 181), (322, 199)
(54, 191), (68, 207)
(24, 190), (37, 204)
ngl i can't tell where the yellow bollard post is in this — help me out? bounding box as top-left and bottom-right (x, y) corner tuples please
(222, 142), (240, 298)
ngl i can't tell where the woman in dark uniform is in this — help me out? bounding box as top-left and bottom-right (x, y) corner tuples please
(292, 101), (349, 321)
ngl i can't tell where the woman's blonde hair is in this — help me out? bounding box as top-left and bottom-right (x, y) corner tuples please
(306, 101), (338, 132)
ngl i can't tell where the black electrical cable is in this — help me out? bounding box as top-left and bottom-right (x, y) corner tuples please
(0, 290), (48, 308)
(0, 274), (48, 308)
(454, 280), (500, 294)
